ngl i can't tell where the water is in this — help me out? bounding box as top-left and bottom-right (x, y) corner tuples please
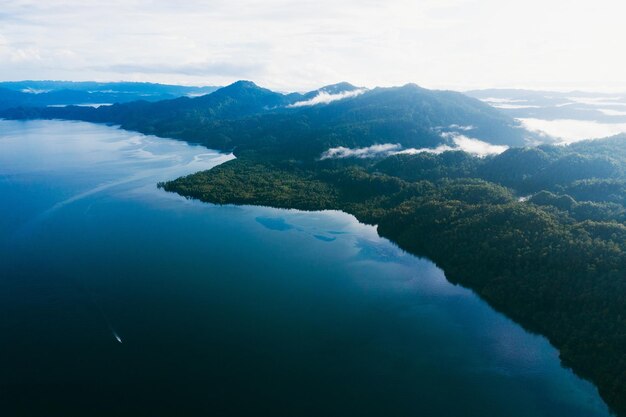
(0, 120), (612, 417)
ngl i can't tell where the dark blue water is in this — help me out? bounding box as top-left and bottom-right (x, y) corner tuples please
(0, 120), (612, 417)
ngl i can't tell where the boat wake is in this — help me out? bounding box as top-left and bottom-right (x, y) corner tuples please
(75, 279), (124, 345)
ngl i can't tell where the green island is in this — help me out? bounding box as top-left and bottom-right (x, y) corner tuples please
(5, 81), (626, 416)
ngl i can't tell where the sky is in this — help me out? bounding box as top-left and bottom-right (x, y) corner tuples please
(1, 0), (625, 92)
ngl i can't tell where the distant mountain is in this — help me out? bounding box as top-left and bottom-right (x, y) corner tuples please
(0, 80), (218, 95)
(1, 80), (536, 158)
(316, 81), (361, 95)
(295, 82), (363, 100)
(466, 88), (626, 124)
(0, 81), (219, 110)
(189, 80), (292, 115)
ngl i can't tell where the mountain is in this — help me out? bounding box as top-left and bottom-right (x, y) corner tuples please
(0, 80), (218, 95)
(0, 81), (219, 110)
(295, 81), (363, 100)
(1, 80), (536, 158)
(315, 81), (361, 95)
(188, 80), (292, 115)
(466, 88), (626, 124)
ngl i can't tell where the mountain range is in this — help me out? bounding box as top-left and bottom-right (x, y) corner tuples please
(1, 80), (537, 159)
(466, 88), (626, 124)
(0, 81), (219, 110)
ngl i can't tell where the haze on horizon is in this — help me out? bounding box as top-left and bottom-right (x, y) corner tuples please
(1, 0), (625, 93)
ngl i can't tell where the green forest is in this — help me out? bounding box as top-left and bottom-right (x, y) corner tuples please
(161, 137), (626, 416)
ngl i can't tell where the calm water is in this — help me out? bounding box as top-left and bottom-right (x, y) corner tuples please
(0, 120), (612, 417)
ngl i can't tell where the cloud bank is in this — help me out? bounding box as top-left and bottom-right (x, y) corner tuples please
(518, 118), (626, 144)
(1, 0), (625, 91)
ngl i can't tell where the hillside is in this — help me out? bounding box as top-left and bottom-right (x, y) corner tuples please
(1, 81), (535, 158)
(161, 135), (626, 416)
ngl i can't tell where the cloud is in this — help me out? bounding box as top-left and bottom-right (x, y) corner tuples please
(448, 134), (508, 156)
(2, 0), (625, 91)
(21, 88), (50, 94)
(480, 98), (541, 109)
(598, 108), (626, 116)
(320, 134), (507, 160)
(320, 143), (401, 159)
(448, 124), (475, 131)
(518, 118), (626, 144)
(395, 145), (456, 155)
(5, 1), (621, 155)
(481, 98), (528, 104)
(288, 89), (367, 107)
(402, 133), (507, 157)
(490, 104), (541, 109)
(93, 62), (260, 78)
(567, 97), (626, 106)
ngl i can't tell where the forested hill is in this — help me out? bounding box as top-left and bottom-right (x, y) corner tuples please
(160, 135), (626, 416)
(1, 80), (535, 158)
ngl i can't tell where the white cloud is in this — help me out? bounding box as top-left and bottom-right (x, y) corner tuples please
(449, 134), (508, 156)
(567, 97), (626, 106)
(320, 133), (507, 160)
(491, 104), (541, 109)
(426, 132), (508, 156)
(21, 88), (50, 94)
(288, 89), (367, 107)
(481, 98), (543, 109)
(481, 98), (528, 104)
(518, 118), (626, 144)
(0, 0), (625, 91)
(598, 108), (626, 116)
(320, 143), (401, 159)
(395, 145), (456, 155)
(448, 124), (475, 131)
(93, 62), (260, 78)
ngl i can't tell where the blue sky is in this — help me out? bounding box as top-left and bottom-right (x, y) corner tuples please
(1, 0), (624, 91)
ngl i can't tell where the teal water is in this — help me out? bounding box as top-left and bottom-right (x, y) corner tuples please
(0, 120), (612, 417)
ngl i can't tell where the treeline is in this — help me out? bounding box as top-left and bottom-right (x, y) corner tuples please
(376, 136), (626, 191)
